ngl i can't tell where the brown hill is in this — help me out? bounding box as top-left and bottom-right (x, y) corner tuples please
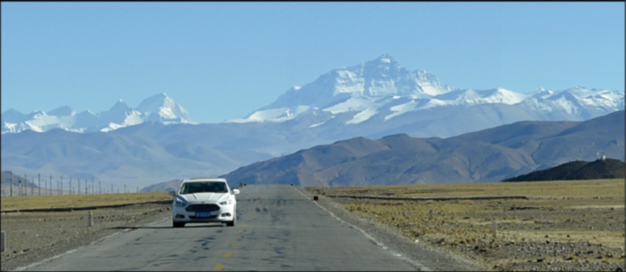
(503, 158), (625, 182)
(222, 110), (624, 186)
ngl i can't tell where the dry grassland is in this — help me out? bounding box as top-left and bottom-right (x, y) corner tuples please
(307, 179), (625, 271)
(1, 192), (172, 211)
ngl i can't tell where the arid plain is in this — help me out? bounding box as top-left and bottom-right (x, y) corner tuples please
(307, 179), (625, 271)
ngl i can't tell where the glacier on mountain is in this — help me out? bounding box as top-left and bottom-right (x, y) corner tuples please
(228, 54), (624, 125)
(1, 93), (195, 134)
(2, 55), (624, 134)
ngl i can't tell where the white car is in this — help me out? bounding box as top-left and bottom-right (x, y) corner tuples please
(172, 177), (239, 228)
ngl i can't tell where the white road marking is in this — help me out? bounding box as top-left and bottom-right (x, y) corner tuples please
(292, 187), (432, 271)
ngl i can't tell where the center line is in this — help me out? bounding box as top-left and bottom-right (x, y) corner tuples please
(213, 264), (225, 271)
(231, 243), (238, 247)
(223, 252), (232, 258)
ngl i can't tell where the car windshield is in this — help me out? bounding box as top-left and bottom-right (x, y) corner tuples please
(179, 182), (228, 194)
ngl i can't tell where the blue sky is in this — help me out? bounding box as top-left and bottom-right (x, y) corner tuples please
(2, 2), (624, 124)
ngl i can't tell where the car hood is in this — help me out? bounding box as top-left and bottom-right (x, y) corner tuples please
(179, 193), (229, 203)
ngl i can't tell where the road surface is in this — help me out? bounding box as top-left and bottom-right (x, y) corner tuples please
(17, 185), (425, 271)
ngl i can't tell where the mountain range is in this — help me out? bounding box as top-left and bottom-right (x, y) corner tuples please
(221, 110), (625, 187)
(1, 54), (624, 189)
(1, 93), (193, 134)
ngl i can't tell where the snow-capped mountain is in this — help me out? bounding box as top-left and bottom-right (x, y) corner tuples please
(2, 54), (623, 137)
(1, 93), (194, 134)
(228, 54), (624, 127)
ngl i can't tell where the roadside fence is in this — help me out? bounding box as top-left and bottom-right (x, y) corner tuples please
(0, 170), (141, 197)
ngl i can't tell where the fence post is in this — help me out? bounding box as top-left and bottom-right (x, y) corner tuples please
(89, 211), (93, 227)
(1, 231), (5, 252)
(29, 174), (33, 196)
(429, 209), (433, 221)
(492, 220), (497, 239)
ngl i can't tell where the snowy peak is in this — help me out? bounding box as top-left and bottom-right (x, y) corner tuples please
(136, 93), (193, 124)
(2, 93), (195, 134)
(228, 55), (623, 125)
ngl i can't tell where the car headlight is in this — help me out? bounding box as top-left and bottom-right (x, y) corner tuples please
(175, 196), (188, 207)
(219, 199), (233, 206)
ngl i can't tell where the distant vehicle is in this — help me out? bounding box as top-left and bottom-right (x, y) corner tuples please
(172, 177), (239, 228)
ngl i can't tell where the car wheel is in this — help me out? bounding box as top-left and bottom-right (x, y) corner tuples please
(173, 222), (185, 228)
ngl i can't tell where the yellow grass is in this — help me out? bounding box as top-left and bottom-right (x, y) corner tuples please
(0, 192), (173, 210)
(307, 179), (626, 270)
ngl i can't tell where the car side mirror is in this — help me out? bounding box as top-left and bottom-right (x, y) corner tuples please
(232, 189), (240, 195)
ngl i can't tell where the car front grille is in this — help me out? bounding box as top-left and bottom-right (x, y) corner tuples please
(189, 214), (219, 219)
(185, 204), (220, 212)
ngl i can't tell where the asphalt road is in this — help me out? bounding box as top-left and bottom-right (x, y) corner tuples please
(17, 185), (424, 271)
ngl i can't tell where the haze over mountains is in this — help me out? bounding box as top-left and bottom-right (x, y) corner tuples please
(221, 110), (625, 187)
(1, 55), (624, 188)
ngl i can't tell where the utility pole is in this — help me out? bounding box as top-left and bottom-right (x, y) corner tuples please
(99, 180), (101, 194)
(78, 178), (81, 195)
(10, 171), (13, 197)
(49, 175), (52, 196)
(38, 174), (41, 196)
(111, 184), (113, 195)
(69, 177), (72, 195)
(124, 184), (126, 194)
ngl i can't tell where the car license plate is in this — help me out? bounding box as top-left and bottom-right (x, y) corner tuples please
(196, 212), (212, 217)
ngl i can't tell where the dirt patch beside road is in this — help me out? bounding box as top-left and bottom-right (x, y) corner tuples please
(1, 203), (172, 271)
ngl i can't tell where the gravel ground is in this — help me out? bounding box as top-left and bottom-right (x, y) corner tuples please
(0, 203), (172, 271)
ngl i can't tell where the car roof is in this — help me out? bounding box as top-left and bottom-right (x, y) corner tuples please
(182, 177), (227, 183)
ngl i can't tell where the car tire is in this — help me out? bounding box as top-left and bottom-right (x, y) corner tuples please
(173, 222), (185, 228)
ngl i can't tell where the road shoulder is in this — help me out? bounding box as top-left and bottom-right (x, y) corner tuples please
(294, 186), (488, 271)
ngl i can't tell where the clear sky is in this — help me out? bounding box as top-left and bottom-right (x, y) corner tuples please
(2, 2), (624, 124)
